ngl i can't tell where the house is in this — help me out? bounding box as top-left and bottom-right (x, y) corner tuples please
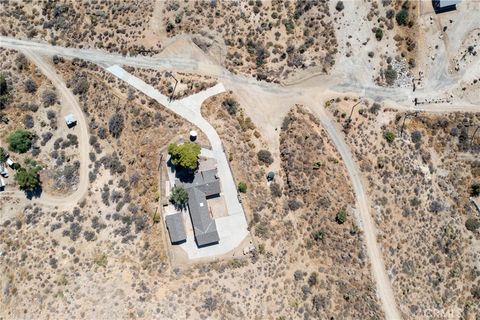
(64, 113), (77, 128)
(178, 168), (221, 247)
(165, 213), (187, 244)
(432, 0), (461, 14)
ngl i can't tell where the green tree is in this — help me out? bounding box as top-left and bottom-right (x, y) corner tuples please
(465, 217), (480, 232)
(0, 147), (7, 163)
(336, 209), (347, 224)
(384, 131), (396, 143)
(168, 142), (201, 170)
(0, 73), (9, 109)
(7, 129), (35, 153)
(170, 186), (189, 208)
(238, 181), (247, 193)
(396, 9), (408, 26)
(15, 158), (42, 192)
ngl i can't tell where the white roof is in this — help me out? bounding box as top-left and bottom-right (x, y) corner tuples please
(6, 158), (14, 165)
(190, 130), (198, 137)
(65, 113), (76, 124)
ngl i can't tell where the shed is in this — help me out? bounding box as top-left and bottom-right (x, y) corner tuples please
(190, 130), (198, 141)
(6, 158), (15, 167)
(267, 171), (275, 181)
(165, 213), (187, 244)
(65, 113), (77, 128)
(432, 0), (461, 13)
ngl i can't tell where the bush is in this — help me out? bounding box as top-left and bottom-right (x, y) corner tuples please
(108, 114), (124, 138)
(471, 183), (480, 197)
(257, 149), (273, 165)
(0, 73), (9, 109)
(14, 158), (42, 191)
(168, 142), (201, 170)
(7, 129), (35, 153)
(270, 182), (282, 198)
(384, 67), (397, 85)
(465, 218), (480, 232)
(42, 90), (57, 106)
(396, 9), (408, 26)
(375, 28), (384, 41)
(170, 186), (189, 208)
(238, 181), (247, 193)
(411, 130), (422, 143)
(384, 131), (395, 143)
(336, 209), (347, 224)
(222, 98), (238, 115)
(0, 147), (7, 163)
(23, 115), (34, 129)
(24, 79), (38, 93)
(335, 1), (344, 11)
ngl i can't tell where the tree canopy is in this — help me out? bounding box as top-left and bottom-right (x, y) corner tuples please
(15, 158), (42, 192)
(168, 142), (201, 170)
(170, 186), (189, 208)
(7, 129), (35, 153)
(0, 147), (7, 163)
(0, 73), (9, 109)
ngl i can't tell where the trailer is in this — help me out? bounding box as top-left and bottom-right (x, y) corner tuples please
(0, 177), (5, 190)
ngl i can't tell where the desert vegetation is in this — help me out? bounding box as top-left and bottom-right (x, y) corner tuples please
(326, 97), (480, 318)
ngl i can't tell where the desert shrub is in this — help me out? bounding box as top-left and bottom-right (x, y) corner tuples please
(288, 199), (302, 211)
(471, 183), (480, 197)
(257, 149), (273, 165)
(384, 67), (397, 85)
(42, 90), (57, 106)
(40, 132), (53, 146)
(270, 182), (282, 198)
(396, 9), (408, 26)
(69, 74), (89, 95)
(335, 1), (344, 11)
(238, 181), (247, 193)
(0, 73), (9, 109)
(222, 97), (238, 115)
(384, 131), (395, 143)
(108, 113), (124, 138)
(411, 130), (422, 143)
(465, 218), (480, 232)
(23, 115), (34, 129)
(312, 230), (324, 242)
(7, 129), (35, 153)
(369, 102), (381, 114)
(84, 230), (96, 241)
(336, 208), (347, 224)
(24, 78), (38, 93)
(0, 147), (7, 163)
(429, 200), (443, 213)
(375, 28), (384, 41)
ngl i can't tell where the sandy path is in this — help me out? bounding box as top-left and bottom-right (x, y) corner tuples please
(0, 51), (90, 209)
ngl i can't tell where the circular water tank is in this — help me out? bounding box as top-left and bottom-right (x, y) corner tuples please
(190, 130), (198, 141)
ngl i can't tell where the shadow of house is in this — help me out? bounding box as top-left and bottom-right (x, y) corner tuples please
(177, 168), (221, 247)
(432, 0), (461, 14)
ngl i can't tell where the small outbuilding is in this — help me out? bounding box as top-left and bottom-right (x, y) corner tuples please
(267, 171), (275, 181)
(6, 158), (15, 168)
(190, 130), (198, 142)
(65, 113), (77, 128)
(165, 213), (187, 244)
(432, 0), (461, 14)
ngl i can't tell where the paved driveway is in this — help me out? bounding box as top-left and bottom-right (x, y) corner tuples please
(106, 65), (249, 259)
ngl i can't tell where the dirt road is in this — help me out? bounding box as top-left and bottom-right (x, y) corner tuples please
(4, 36), (480, 320)
(5, 50), (90, 208)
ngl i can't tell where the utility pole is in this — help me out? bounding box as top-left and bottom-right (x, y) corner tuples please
(166, 72), (178, 103)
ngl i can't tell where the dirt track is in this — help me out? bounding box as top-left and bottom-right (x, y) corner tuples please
(2, 35), (480, 320)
